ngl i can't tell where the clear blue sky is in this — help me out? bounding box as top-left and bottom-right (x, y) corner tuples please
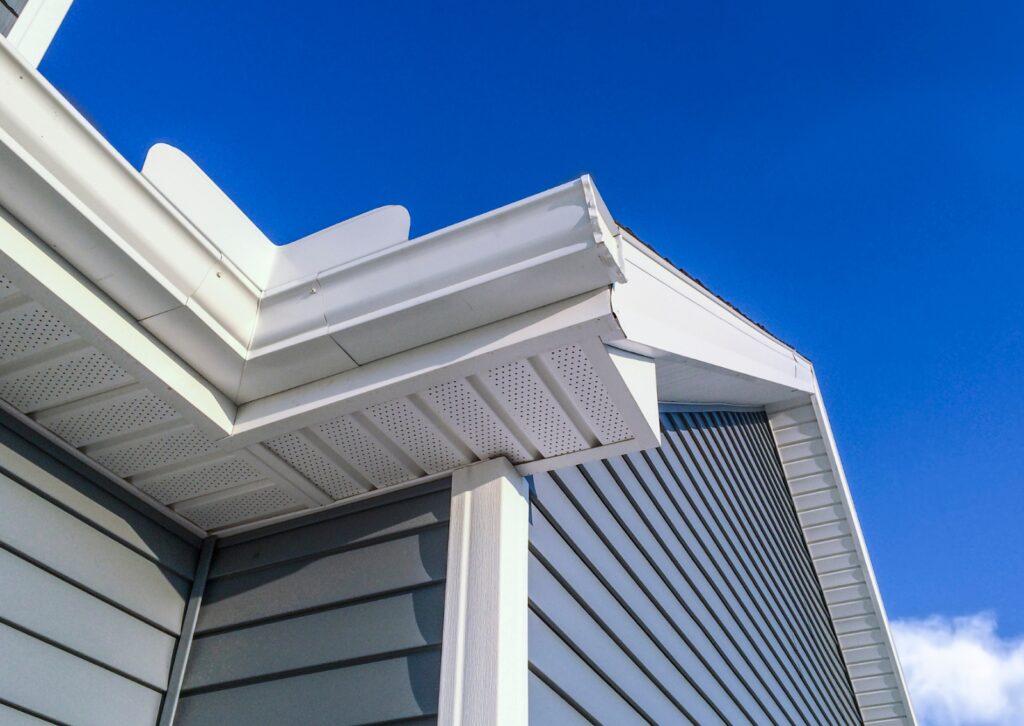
(43, 2), (1022, 633)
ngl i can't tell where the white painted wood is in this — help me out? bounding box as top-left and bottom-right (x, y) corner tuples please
(6, 0), (73, 68)
(438, 458), (529, 726)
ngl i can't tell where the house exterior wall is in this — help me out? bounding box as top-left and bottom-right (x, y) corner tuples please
(175, 479), (451, 725)
(0, 411), (201, 725)
(527, 408), (861, 725)
(0, 1), (27, 36)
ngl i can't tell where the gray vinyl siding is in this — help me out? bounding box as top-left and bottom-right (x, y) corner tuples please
(0, 413), (202, 725)
(175, 480), (452, 726)
(528, 409), (861, 725)
(0, 0), (27, 37)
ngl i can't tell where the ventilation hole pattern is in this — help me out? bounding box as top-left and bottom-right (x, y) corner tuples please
(0, 348), (133, 412)
(314, 416), (412, 487)
(421, 379), (531, 463)
(0, 304), (77, 364)
(182, 484), (301, 530)
(135, 455), (264, 504)
(266, 432), (364, 500)
(486, 359), (585, 457)
(0, 275), (17, 300)
(91, 426), (219, 478)
(365, 398), (469, 474)
(544, 345), (631, 444)
(46, 390), (180, 447)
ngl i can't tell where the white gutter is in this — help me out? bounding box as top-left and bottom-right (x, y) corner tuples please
(0, 37), (627, 408)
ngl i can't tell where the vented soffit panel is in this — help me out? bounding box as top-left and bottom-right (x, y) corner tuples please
(0, 263), (661, 533)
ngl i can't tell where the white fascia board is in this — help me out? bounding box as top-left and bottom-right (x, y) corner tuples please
(610, 231), (815, 394)
(6, 0), (73, 68)
(605, 346), (660, 445)
(229, 289), (623, 445)
(768, 379), (917, 725)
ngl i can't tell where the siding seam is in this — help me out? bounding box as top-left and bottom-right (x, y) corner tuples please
(0, 540), (180, 637)
(0, 463), (196, 580)
(0, 614), (163, 692)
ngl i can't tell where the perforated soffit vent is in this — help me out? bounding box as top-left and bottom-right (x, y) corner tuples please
(0, 274), (654, 532)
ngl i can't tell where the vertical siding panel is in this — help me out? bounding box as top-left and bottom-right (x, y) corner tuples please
(528, 611), (647, 725)
(602, 453), (796, 725)
(528, 671), (594, 725)
(544, 465), (739, 724)
(586, 457), (784, 724)
(674, 413), (837, 673)
(728, 410), (859, 702)
(530, 473), (723, 725)
(657, 419), (840, 723)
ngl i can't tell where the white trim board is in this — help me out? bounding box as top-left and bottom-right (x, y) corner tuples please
(768, 390), (917, 726)
(438, 458), (529, 726)
(5, 0), (73, 68)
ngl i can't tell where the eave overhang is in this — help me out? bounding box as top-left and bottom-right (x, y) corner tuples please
(0, 28), (824, 531)
(0, 34), (661, 534)
(0, 35), (915, 724)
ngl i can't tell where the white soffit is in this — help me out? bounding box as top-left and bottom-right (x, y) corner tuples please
(768, 394), (917, 726)
(0, 264), (657, 532)
(0, 36), (659, 534)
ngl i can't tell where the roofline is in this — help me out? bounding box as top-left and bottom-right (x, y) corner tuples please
(0, 38), (626, 410)
(0, 37), (915, 720)
(617, 226), (812, 366)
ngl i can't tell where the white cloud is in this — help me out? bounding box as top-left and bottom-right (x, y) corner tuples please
(892, 613), (1024, 726)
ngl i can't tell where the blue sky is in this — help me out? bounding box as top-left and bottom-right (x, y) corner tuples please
(43, 0), (1021, 641)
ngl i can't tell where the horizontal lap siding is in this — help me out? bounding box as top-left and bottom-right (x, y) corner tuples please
(177, 482), (451, 726)
(528, 409), (860, 725)
(0, 414), (201, 725)
(770, 403), (909, 725)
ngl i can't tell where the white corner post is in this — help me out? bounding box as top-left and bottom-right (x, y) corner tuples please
(438, 458), (529, 726)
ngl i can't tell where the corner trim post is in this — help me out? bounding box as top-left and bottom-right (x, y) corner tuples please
(438, 458), (529, 726)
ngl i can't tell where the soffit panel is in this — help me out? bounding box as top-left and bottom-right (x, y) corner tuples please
(0, 273), (652, 534)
